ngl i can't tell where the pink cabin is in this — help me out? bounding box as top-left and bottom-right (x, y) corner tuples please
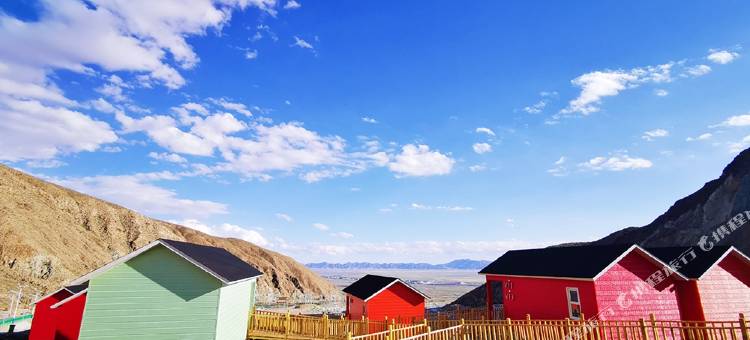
(480, 245), (750, 321)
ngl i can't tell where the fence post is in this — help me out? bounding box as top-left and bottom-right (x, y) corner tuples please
(565, 318), (572, 338)
(285, 312), (291, 339)
(323, 313), (329, 339)
(639, 318), (649, 340)
(347, 331), (352, 340)
(365, 317), (370, 334)
(741, 313), (750, 340)
(649, 313), (660, 340)
(526, 314), (532, 340)
(509, 318), (516, 340)
(581, 313), (588, 340)
(387, 324), (394, 340)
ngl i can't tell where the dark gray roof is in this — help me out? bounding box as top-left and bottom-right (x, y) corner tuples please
(160, 239), (263, 282)
(343, 274), (427, 300)
(480, 244), (749, 280)
(479, 245), (635, 278)
(646, 246), (734, 279)
(64, 282), (88, 294)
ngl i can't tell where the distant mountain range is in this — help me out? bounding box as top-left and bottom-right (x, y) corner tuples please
(307, 259), (491, 270)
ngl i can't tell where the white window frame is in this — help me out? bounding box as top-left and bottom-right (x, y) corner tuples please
(566, 287), (581, 320)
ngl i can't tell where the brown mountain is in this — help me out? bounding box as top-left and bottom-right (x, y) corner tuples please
(0, 164), (337, 308)
(449, 148), (750, 307)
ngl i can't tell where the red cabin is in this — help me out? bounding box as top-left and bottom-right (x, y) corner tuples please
(29, 282), (88, 340)
(343, 274), (428, 323)
(481, 245), (750, 321)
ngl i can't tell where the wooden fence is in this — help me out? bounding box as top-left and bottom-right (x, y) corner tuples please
(407, 314), (750, 340)
(248, 310), (750, 340)
(350, 323), (429, 340)
(427, 306), (501, 322)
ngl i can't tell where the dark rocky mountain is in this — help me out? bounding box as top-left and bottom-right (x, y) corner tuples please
(449, 148), (750, 307)
(593, 148), (750, 253)
(307, 259), (491, 270)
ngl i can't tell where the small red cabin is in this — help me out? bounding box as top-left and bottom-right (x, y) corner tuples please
(343, 274), (428, 323)
(29, 282), (88, 340)
(481, 245), (750, 321)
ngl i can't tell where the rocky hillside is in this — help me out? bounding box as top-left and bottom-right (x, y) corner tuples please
(593, 148), (750, 252)
(0, 165), (337, 308)
(449, 148), (750, 307)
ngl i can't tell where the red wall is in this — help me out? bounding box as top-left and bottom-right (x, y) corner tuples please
(364, 282), (425, 323)
(697, 253), (750, 320)
(29, 291), (86, 340)
(30, 291), (72, 340)
(674, 280), (705, 321)
(492, 275), (598, 320)
(346, 295), (367, 320)
(594, 252), (681, 321)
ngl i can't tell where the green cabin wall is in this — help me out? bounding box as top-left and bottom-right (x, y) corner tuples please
(78, 246), (222, 340)
(215, 278), (256, 340)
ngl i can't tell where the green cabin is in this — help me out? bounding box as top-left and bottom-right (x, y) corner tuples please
(67, 239), (262, 340)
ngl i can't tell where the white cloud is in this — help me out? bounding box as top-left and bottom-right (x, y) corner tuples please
(410, 203), (473, 212)
(523, 91), (557, 114)
(0, 0), (269, 90)
(287, 239), (546, 262)
(52, 174), (228, 219)
(686, 133), (712, 142)
(475, 127), (495, 136)
(292, 36), (315, 51)
(208, 98), (253, 116)
(284, 0), (301, 9)
(275, 213), (293, 222)
(547, 156), (569, 177)
(149, 152), (187, 163)
(331, 232), (353, 239)
(556, 56), (726, 120)
(472, 142), (492, 154)
(312, 223), (330, 231)
(175, 219), (269, 247)
(729, 135), (750, 153)
(388, 144), (454, 177)
(0, 98), (117, 161)
(685, 64), (712, 77)
(560, 70), (642, 116)
(468, 164), (487, 172)
(361, 116), (378, 124)
(641, 129), (669, 141)
(578, 154), (653, 172)
(707, 49), (740, 64)
(25, 159), (67, 169)
(654, 89), (669, 97)
(245, 49), (258, 60)
(714, 114), (750, 127)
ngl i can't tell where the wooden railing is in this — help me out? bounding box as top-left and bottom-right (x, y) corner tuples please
(401, 325), (463, 340)
(410, 314), (750, 340)
(350, 323), (429, 340)
(427, 306), (502, 322)
(248, 310), (750, 340)
(249, 310), (401, 339)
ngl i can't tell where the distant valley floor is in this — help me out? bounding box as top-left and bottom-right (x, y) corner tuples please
(313, 269), (483, 309)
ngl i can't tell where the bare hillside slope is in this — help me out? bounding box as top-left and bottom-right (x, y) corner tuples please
(0, 165), (336, 307)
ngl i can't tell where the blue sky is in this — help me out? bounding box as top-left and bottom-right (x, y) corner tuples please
(1, 1), (750, 263)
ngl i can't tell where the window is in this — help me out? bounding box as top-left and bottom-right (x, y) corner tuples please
(566, 287), (581, 320)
